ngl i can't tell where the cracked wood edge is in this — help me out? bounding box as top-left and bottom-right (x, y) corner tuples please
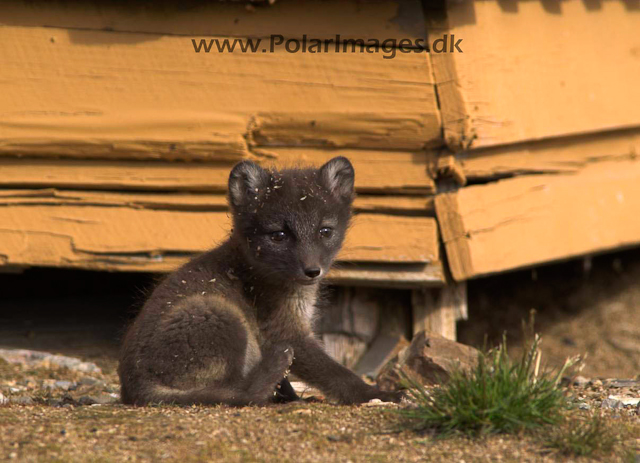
(434, 192), (474, 281)
(457, 127), (640, 180)
(0, 149), (437, 194)
(430, 52), (472, 152)
(0, 189), (434, 215)
(0, 206), (439, 266)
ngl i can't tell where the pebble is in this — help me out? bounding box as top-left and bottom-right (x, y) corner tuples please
(609, 379), (640, 389)
(601, 395), (640, 409)
(78, 394), (118, 406)
(573, 376), (589, 387)
(578, 402), (591, 410)
(0, 348), (101, 374)
(362, 399), (396, 407)
(54, 380), (74, 391)
(614, 396), (640, 406)
(10, 396), (34, 405)
(78, 377), (106, 388)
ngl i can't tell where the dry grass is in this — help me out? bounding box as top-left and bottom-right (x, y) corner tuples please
(5, 402), (635, 463)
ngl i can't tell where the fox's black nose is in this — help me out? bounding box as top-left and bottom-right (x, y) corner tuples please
(304, 268), (321, 279)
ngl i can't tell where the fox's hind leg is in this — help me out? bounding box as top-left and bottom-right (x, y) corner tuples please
(121, 294), (292, 406)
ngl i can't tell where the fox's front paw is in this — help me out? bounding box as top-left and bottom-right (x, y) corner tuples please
(371, 389), (404, 404)
(362, 385), (404, 404)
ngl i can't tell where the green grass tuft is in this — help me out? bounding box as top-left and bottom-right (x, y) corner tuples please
(399, 334), (576, 437)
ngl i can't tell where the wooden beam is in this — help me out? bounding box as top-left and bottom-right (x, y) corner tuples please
(412, 282), (467, 341)
(0, 189), (433, 215)
(0, 7), (440, 161)
(436, 159), (640, 280)
(0, 204), (440, 269)
(441, 0), (640, 149)
(0, 150), (436, 194)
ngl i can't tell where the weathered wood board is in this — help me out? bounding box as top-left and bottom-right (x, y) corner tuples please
(436, 159), (640, 281)
(437, 0), (640, 149)
(328, 263), (444, 288)
(0, 148), (436, 194)
(457, 129), (640, 180)
(0, 189), (433, 215)
(0, 205), (439, 270)
(0, 0), (440, 161)
(0, 0), (427, 42)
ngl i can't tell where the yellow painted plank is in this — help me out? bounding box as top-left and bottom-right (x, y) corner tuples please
(0, 14), (439, 160)
(0, 189), (433, 214)
(436, 158), (640, 280)
(442, 0), (640, 149)
(0, 150), (436, 193)
(0, 206), (439, 268)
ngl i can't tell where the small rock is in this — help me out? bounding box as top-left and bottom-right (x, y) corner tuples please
(590, 379), (603, 388)
(363, 399), (396, 407)
(601, 395), (640, 409)
(601, 398), (623, 409)
(48, 394), (76, 407)
(78, 394), (117, 406)
(77, 396), (98, 406)
(609, 379), (640, 389)
(578, 402), (591, 410)
(0, 348), (101, 374)
(0, 392), (8, 405)
(54, 381), (74, 391)
(10, 396), (34, 405)
(376, 330), (479, 390)
(78, 377), (105, 388)
(573, 376), (589, 387)
(614, 396), (640, 406)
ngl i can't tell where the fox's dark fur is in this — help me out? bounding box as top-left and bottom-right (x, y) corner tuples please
(118, 157), (399, 406)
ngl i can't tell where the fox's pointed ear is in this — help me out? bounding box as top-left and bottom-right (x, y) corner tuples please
(319, 156), (355, 203)
(228, 160), (269, 207)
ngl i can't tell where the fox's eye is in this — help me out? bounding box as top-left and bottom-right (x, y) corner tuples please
(319, 227), (333, 239)
(270, 231), (287, 242)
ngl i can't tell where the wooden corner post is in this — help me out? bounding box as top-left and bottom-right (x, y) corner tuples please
(412, 282), (467, 341)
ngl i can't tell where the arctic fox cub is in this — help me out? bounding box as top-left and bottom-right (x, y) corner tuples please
(118, 157), (399, 405)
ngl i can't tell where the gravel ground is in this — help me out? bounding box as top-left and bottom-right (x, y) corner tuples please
(1, 354), (638, 463)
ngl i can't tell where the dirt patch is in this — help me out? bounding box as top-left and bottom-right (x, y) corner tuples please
(459, 247), (640, 379)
